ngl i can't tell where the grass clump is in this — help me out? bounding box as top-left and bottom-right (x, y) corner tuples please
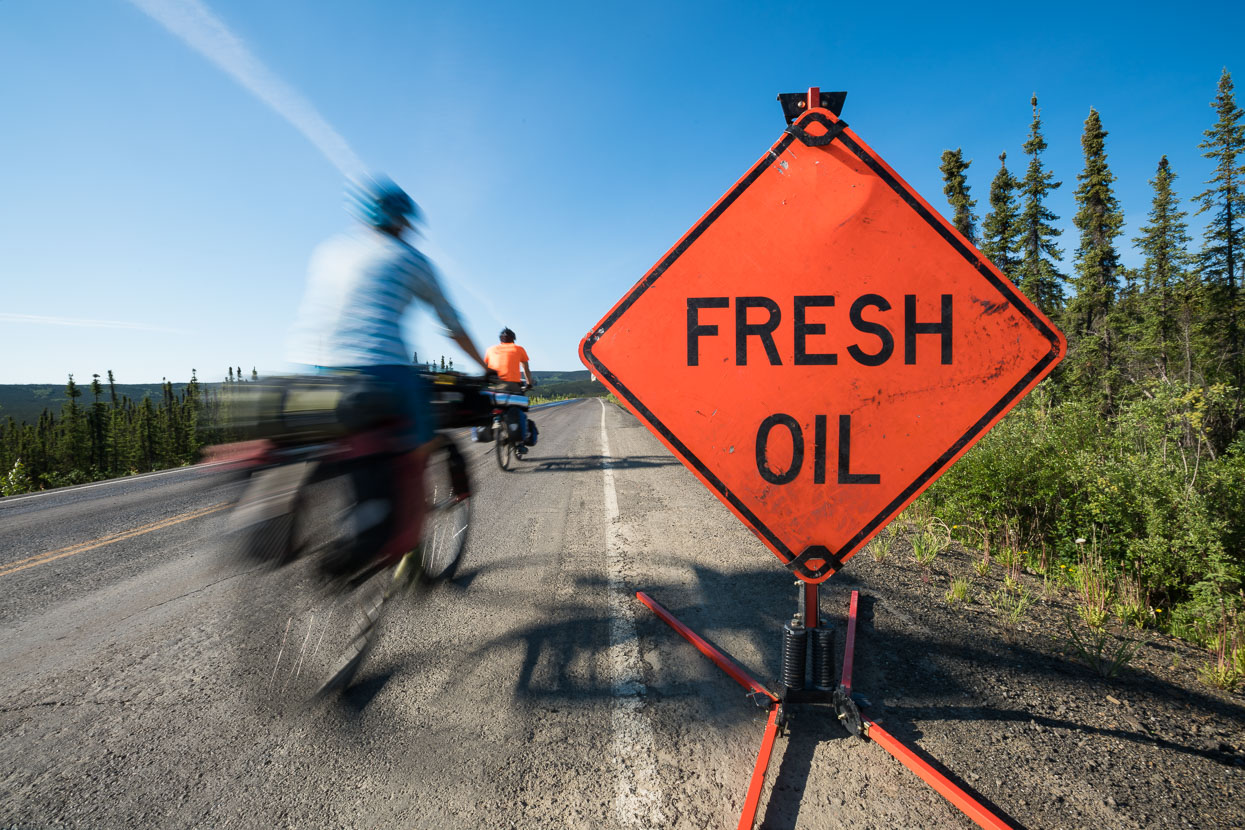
(1197, 607), (1243, 692)
(870, 527), (897, 562)
(992, 585), (1033, 626)
(973, 553), (991, 578)
(1063, 616), (1141, 678)
(911, 518), (951, 579)
(945, 577), (973, 606)
(1075, 538), (1112, 630)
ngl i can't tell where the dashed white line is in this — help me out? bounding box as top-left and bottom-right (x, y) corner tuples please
(600, 397), (664, 828)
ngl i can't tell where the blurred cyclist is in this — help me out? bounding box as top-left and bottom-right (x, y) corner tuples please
(485, 328), (535, 454)
(288, 175), (486, 564)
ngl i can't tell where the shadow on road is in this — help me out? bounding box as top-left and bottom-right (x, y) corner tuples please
(516, 454), (684, 473)
(427, 557), (1245, 823)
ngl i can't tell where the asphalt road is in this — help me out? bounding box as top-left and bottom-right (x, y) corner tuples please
(0, 398), (976, 829)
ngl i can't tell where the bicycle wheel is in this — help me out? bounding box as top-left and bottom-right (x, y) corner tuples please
(494, 416), (512, 471)
(236, 548), (392, 706)
(420, 441), (471, 582)
(227, 463), (310, 568)
(234, 473), (393, 706)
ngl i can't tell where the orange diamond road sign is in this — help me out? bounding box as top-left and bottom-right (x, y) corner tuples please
(580, 101), (1065, 583)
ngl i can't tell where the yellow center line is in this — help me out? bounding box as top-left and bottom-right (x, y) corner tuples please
(0, 502), (232, 579)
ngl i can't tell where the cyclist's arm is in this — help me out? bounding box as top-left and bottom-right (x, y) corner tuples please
(521, 360), (534, 386)
(407, 251), (486, 369)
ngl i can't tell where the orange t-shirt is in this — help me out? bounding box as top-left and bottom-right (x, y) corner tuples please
(485, 343), (530, 382)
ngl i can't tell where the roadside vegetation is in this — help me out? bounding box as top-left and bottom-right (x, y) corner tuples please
(920, 70), (1245, 687)
(0, 369), (250, 493)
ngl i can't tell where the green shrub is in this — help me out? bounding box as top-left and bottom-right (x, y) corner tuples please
(920, 379), (1244, 644)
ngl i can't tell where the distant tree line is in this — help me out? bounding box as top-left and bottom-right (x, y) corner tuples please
(926, 69), (1245, 641)
(0, 368), (254, 495)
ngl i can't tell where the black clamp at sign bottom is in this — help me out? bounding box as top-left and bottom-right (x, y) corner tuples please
(786, 544), (844, 580)
(785, 111), (849, 148)
(833, 684), (864, 738)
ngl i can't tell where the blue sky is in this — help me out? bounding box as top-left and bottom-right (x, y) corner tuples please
(0, 0), (1241, 383)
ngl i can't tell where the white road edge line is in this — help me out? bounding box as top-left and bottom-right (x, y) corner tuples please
(600, 397), (664, 828)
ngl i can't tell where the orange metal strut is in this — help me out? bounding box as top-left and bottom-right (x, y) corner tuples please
(841, 589), (859, 691)
(865, 721), (1014, 830)
(635, 591), (778, 701)
(737, 705), (782, 830)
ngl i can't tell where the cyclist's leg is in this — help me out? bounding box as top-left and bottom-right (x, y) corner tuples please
(379, 448), (427, 565)
(376, 364), (435, 564)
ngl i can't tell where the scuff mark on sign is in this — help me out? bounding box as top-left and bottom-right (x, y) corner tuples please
(971, 295), (1010, 315)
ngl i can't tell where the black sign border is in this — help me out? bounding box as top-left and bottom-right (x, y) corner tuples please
(581, 112), (1063, 580)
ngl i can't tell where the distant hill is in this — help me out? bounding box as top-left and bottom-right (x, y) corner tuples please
(531, 370), (605, 399)
(531, 370), (593, 385)
(0, 382), (219, 426)
(0, 370), (603, 425)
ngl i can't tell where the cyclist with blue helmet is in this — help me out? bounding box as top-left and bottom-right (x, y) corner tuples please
(290, 175), (486, 447)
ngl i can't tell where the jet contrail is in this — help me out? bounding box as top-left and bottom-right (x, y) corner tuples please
(125, 0), (365, 180)
(0, 313), (180, 334)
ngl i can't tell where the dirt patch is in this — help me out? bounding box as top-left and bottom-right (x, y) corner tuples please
(818, 539), (1245, 830)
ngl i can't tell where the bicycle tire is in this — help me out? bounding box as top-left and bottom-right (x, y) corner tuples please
(494, 416), (512, 471)
(236, 548), (391, 707)
(420, 443), (470, 582)
(233, 468), (396, 706)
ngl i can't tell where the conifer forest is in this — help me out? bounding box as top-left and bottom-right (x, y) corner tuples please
(3, 70), (1244, 651)
(925, 70), (1245, 649)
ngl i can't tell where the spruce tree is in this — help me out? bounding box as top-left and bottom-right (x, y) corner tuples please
(58, 375), (89, 478)
(89, 373), (108, 474)
(980, 152), (1023, 278)
(1134, 156), (1196, 381)
(1193, 68), (1245, 387)
(939, 148), (978, 244)
(1066, 108), (1124, 406)
(1017, 94), (1064, 315)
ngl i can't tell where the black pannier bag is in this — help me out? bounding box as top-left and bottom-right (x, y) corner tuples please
(525, 419), (538, 446)
(426, 372), (493, 430)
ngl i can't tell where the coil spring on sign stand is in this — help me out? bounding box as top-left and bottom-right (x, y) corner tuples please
(781, 622), (807, 690)
(810, 624), (835, 690)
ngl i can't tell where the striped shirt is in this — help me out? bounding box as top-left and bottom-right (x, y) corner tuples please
(288, 228), (467, 368)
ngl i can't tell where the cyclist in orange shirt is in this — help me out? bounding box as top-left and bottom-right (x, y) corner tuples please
(484, 328), (534, 394)
(484, 328), (535, 455)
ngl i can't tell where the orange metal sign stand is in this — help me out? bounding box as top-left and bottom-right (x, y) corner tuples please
(638, 588), (1016, 829)
(587, 87), (1057, 828)
(581, 88), (1064, 583)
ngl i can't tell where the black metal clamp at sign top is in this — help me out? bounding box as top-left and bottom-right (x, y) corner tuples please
(777, 89), (847, 122)
(778, 87), (850, 148)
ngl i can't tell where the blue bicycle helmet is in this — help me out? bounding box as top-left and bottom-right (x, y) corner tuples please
(348, 175), (423, 230)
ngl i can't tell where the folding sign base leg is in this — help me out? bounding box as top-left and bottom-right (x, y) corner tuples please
(635, 587), (1017, 830)
(635, 591), (782, 830)
(838, 590), (1015, 830)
